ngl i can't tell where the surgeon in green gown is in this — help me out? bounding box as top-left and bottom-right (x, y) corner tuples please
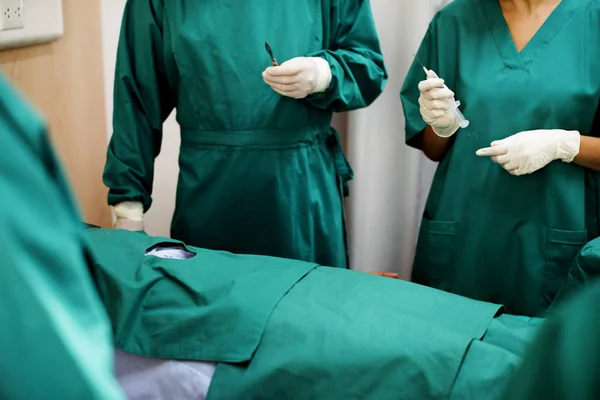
(103, 0), (387, 268)
(0, 74), (125, 399)
(502, 278), (600, 400)
(400, 0), (600, 316)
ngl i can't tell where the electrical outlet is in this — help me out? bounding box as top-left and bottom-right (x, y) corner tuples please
(0, 0), (23, 31)
(0, 0), (63, 50)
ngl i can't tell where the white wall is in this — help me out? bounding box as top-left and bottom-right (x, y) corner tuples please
(101, 0), (178, 237)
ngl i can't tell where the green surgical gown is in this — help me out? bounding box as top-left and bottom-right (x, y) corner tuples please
(103, 0), (387, 269)
(0, 75), (125, 399)
(400, 0), (600, 316)
(502, 278), (600, 400)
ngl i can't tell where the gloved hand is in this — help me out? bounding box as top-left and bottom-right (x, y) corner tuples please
(114, 217), (144, 232)
(113, 201), (144, 232)
(262, 56), (332, 99)
(418, 77), (461, 138)
(476, 129), (581, 176)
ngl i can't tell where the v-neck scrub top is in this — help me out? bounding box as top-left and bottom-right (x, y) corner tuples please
(400, 0), (600, 316)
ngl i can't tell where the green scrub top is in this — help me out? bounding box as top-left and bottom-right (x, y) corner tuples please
(0, 76), (125, 399)
(400, 0), (600, 316)
(502, 279), (600, 400)
(548, 236), (600, 314)
(103, 0), (387, 269)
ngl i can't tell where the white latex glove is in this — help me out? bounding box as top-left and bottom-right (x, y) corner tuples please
(115, 218), (144, 231)
(476, 129), (581, 176)
(113, 201), (144, 231)
(418, 76), (460, 138)
(262, 57), (332, 99)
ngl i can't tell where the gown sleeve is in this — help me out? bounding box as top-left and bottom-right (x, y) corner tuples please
(305, 0), (387, 112)
(0, 78), (125, 400)
(103, 0), (175, 212)
(501, 283), (600, 400)
(400, 22), (440, 150)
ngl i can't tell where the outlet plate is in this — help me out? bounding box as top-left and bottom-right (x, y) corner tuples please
(0, 0), (62, 49)
(0, 0), (24, 31)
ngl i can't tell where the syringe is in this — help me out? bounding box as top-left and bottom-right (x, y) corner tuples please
(413, 55), (470, 129)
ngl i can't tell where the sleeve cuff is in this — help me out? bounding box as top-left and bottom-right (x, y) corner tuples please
(113, 201), (144, 221)
(312, 56), (332, 94)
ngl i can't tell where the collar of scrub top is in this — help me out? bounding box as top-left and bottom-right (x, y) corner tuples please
(479, 0), (583, 71)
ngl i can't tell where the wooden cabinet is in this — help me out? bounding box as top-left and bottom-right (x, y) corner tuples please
(0, 0), (111, 227)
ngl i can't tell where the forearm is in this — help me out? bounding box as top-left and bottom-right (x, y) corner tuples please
(305, 49), (386, 112)
(421, 125), (454, 162)
(104, 0), (174, 212)
(103, 134), (157, 212)
(572, 135), (600, 171)
(305, 0), (386, 112)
